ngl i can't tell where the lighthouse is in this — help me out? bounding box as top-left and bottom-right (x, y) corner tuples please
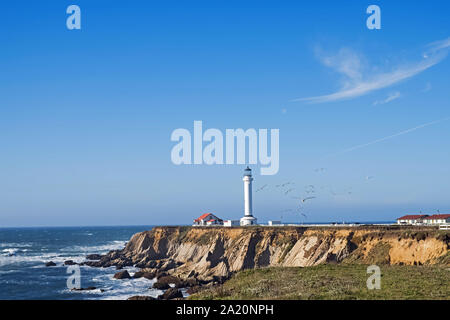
(240, 166), (257, 226)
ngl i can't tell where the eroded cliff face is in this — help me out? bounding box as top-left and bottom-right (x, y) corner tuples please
(88, 226), (449, 281)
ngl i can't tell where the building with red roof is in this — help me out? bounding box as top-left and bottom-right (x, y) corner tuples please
(397, 214), (429, 225)
(397, 214), (450, 225)
(423, 214), (450, 225)
(193, 213), (223, 226)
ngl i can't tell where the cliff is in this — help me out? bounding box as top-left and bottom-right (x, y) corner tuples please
(88, 226), (449, 281)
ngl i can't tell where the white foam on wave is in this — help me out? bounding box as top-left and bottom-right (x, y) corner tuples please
(0, 240), (127, 268)
(63, 241), (126, 254)
(2, 248), (19, 256)
(0, 243), (32, 248)
(0, 252), (85, 267)
(96, 275), (189, 300)
(58, 266), (163, 300)
(98, 267), (158, 300)
(98, 275), (163, 300)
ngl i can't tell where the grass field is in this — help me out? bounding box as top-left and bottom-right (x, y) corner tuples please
(189, 264), (450, 300)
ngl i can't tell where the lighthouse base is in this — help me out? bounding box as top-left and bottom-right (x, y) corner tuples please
(240, 215), (258, 226)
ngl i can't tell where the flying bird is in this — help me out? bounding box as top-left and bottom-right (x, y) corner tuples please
(255, 184), (268, 192)
(302, 196), (316, 203)
(277, 182), (294, 188)
(284, 188), (295, 195)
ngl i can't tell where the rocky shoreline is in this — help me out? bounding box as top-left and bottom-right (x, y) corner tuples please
(82, 253), (230, 300)
(44, 256), (206, 299)
(44, 256), (213, 300)
(44, 239), (231, 300)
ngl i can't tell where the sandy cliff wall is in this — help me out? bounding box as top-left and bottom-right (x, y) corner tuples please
(91, 226), (449, 281)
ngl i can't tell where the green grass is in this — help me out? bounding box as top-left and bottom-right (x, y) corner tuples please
(189, 264), (449, 300)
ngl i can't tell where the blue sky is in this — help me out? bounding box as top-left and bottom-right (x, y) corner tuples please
(1, 1), (449, 227)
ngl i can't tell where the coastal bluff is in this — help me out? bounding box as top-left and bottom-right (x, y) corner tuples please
(87, 226), (449, 281)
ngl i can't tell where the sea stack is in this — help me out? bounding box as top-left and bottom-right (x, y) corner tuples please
(240, 166), (257, 226)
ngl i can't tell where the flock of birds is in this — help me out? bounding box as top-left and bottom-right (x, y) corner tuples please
(254, 167), (375, 223)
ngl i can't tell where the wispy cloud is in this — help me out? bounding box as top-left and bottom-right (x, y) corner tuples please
(324, 117), (450, 158)
(373, 91), (401, 106)
(294, 37), (450, 104)
(426, 37), (450, 53)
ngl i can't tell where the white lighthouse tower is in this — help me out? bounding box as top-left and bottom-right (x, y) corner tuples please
(240, 167), (257, 226)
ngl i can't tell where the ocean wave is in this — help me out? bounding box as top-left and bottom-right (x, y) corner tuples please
(99, 276), (162, 300)
(92, 268), (189, 300)
(62, 241), (126, 254)
(1, 247), (33, 258)
(0, 243), (32, 248)
(2, 248), (19, 256)
(55, 267), (162, 300)
(0, 253), (85, 267)
(0, 269), (16, 275)
(0, 240), (126, 268)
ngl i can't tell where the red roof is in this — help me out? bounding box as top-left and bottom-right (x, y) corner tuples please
(194, 213), (212, 222)
(423, 214), (450, 220)
(397, 215), (428, 220)
(194, 213), (222, 222)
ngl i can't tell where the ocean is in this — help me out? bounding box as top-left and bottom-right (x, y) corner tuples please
(0, 226), (163, 300)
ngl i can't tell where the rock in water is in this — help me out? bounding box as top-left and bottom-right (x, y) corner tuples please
(86, 254), (103, 260)
(152, 282), (170, 290)
(176, 278), (199, 288)
(64, 260), (77, 266)
(156, 275), (182, 287)
(155, 271), (168, 278)
(113, 270), (131, 279)
(71, 287), (97, 291)
(157, 288), (183, 300)
(133, 271), (156, 280)
(127, 296), (156, 300)
(45, 261), (56, 267)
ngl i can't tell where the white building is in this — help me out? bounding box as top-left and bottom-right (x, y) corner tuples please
(268, 220), (282, 226)
(223, 220), (240, 227)
(193, 213), (223, 226)
(422, 214), (450, 225)
(397, 214), (450, 225)
(397, 215), (428, 225)
(240, 167), (257, 226)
